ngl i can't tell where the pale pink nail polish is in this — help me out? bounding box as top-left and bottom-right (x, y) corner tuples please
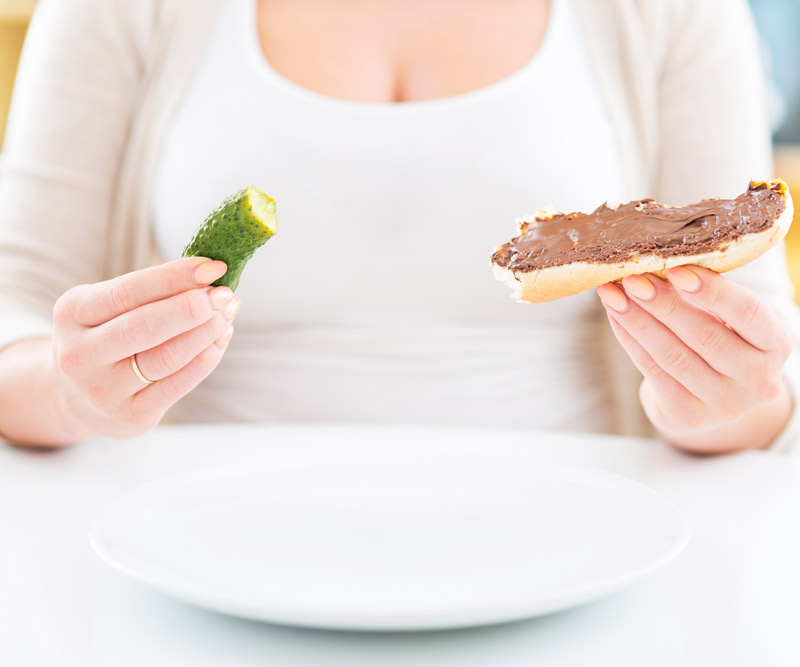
(215, 325), (234, 348)
(668, 266), (702, 293)
(223, 298), (241, 321)
(194, 260), (227, 285)
(623, 274), (656, 301)
(598, 284), (629, 313)
(209, 286), (233, 311)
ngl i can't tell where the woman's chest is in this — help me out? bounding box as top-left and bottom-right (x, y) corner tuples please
(257, 0), (550, 102)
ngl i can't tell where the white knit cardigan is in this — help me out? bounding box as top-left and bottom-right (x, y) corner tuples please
(2, 0), (799, 450)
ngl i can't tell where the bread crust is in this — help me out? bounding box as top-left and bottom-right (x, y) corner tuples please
(493, 183), (794, 304)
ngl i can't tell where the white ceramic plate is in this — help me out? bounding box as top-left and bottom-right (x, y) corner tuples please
(90, 436), (689, 631)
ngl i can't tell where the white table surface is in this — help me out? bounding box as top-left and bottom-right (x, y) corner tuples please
(1, 423), (799, 667)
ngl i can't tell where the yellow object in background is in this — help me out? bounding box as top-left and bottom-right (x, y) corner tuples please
(0, 0), (34, 19)
(0, 0), (34, 150)
(1, 0), (800, 300)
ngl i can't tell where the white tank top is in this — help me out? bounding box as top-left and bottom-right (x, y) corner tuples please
(152, 0), (626, 431)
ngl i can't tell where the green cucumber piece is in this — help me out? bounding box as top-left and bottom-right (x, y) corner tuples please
(182, 185), (278, 291)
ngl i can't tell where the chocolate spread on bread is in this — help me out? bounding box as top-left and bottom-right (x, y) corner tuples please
(492, 182), (787, 273)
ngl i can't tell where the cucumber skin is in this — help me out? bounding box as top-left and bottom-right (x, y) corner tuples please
(182, 188), (276, 291)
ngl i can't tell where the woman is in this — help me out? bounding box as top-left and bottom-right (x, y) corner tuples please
(0, 0), (797, 452)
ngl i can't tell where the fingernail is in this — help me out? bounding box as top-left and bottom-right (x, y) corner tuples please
(209, 285), (233, 310)
(668, 266), (702, 293)
(215, 325), (234, 348)
(623, 274), (656, 301)
(194, 260), (227, 285)
(597, 283), (629, 313)
(223, 297), (241, 321)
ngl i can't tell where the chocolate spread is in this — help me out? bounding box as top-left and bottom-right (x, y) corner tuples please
(492, 182), (787, 273)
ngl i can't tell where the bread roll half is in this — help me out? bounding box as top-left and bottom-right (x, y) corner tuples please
(491, 180), (793, 304)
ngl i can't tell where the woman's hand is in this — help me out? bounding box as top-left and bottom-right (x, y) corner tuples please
(597, 266), (793, 453)
(50, 257), (240, 440)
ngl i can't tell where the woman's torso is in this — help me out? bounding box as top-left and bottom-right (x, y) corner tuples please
(152, 0), (626, 430)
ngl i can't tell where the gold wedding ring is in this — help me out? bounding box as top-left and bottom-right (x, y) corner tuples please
(130, 354), (155, 385)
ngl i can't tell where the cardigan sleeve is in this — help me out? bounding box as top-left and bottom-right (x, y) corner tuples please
(0, 0), (152, 352)
(652, 0), (800, 453)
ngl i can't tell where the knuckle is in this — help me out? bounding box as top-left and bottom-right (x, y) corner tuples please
(120, 315), (152, 349)
(662, 344), (693, 374)
(638, 354), (663, 378)
(750, 372), (783, 402)
(153, 344), (180, 376)
(718, 402), (742, 424)
(52, 295), (72, 326)
(705, 283), (726, 312)
(207, 312), (228, 336)
(723, 387), (747, 416)
(656, 291), (680, 319)
(54, 285), (87, 325)
(718, 378), (741, 405)
(184, 289), (210, 323)
(697, 324), (726, 354)
(108, 281), (137, 315)
(738, 356), (762, 383)
(194, 345), (223, 376)
(683, 411), (706, 431)
(673, 401), (707, 431)
(738, 296), (763, 329)
(158, 373), (185, 400)
(84, 383), (111, 411)
(90, 325), (116, 358)
(55, 343), (83, 376)
(625, 314), (648, 336)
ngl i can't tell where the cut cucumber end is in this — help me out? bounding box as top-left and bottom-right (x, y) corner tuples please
(245, 185), (278, 237)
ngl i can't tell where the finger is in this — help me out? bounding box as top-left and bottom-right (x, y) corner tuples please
(84, 315), (234, 407)
(598, 282), (719, 399)
(131, 329), (233, 415)
(131, 310), (232, 383)
(667, 266), (790, 353)
(620, 273), (755, 378)
(89, 286), (236, 364)
(605, 312), (702, 419)
(69, 257), (227, 327)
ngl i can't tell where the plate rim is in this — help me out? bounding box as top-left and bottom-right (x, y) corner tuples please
(89, 443), (691, 631)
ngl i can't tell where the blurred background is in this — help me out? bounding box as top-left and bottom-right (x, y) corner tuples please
(1, 0), (799, 296)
